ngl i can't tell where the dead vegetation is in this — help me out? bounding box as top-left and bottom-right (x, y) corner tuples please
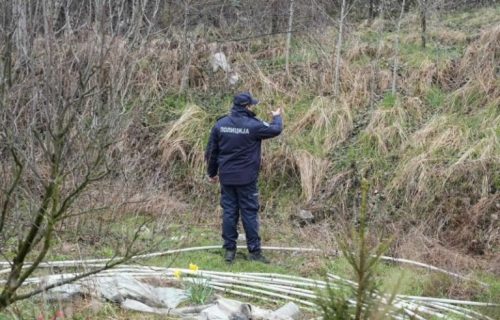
(294, 150), (329, 201)
(159, 104), (208, 170)
(459, 25), (500, 94)
(117, 19), (499, 273)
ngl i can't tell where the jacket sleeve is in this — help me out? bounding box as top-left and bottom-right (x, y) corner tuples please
(254, 115), (283, 140)
(205, 126), (219, 177)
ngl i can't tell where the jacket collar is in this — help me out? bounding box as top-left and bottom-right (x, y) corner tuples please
(231, 104), (256, 118)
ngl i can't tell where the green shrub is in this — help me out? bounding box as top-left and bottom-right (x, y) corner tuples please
(316, 180), (400, 320)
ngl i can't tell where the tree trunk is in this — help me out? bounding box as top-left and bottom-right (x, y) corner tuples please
(180, 0), (190, 92)
(64, 0), (74, 35)
(271, 0), (279, 34)
(333, 0), (346, 96)
(13, 0), (30, 64)
(1, 1), (14, 93)
(419, 0), (427, 48)
(285, 0), (295, 76)
(392, 0), (405, 95)
(369, 2), (386, 108)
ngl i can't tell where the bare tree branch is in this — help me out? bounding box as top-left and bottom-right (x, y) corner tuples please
(392, 0), (406, 95)
(0, 149), (23, 236)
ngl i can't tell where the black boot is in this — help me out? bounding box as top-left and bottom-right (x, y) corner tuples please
(248, 251), (270, 264)
(225, 249), (236, 264)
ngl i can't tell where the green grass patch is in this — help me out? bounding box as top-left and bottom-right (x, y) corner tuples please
(359, 30), (380, 44)
(444, 6), (500, 32)
(333, 133), (394, 182)
(144, 93), (190, 127)
(380, 92), (397, 109)
(425, 86), (446, 110)
(144, 249), (304, 275)
(146, 92), (232, 128)
(400, 42), (462, 68)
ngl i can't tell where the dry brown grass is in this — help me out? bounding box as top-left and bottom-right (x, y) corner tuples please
(434, 59), (463, 91)
(388, 115), (469, 205)
(406, 59), (438, 94)
(263, 96), (356, 201)
(333, 98), (356, 145)
(430, 29), (468, 45)
(346, 40), (378, 61)
(385, 97), (499, 255)
(448, 126), (499, 173)
(294, 150), (329, 201)
(123, 191), (190, 218)
(291, 97), (354, 149)
(343, 68), (372, 108)
(364, 96), (424, 154)
(365, 104), (408, 154)
(375, 69), (393, 92)
(459, 25), (500, 94)
(395, 229), (485, 272)
(260, 143), (297, 178)
(261, 144), (329, 203)
(290, 96), (335, 134)
(159, 104), (208, 172)
(445, 194), (499, 254)
(403, 115), (467, 153)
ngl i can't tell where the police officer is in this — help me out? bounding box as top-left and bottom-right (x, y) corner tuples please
(205, 92), (283, 264)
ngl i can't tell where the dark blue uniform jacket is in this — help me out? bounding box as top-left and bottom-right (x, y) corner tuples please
(205, 105), (283, 185)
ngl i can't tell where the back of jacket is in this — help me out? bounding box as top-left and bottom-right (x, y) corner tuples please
(206, 105), (283, 185)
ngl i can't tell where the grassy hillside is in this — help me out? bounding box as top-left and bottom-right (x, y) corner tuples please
(149, 6), (499, 265)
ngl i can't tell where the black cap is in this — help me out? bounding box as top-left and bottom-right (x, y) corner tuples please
(233, 92), (259, 106)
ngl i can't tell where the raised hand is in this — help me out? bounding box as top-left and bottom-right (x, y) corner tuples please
(271, 107), (282, 117)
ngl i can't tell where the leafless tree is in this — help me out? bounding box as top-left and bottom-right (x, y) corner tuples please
(285, 0), (295, 76)
(0, 0), (156, 311)
(369, 0), (379, 19)
(333, 0), (347, 96)
(417, 0), (428, 48)
(180, 0), (192, 92)
(392, 0), (406, 95)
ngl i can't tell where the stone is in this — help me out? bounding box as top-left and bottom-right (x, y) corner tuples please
(292, 209), (315, 227)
